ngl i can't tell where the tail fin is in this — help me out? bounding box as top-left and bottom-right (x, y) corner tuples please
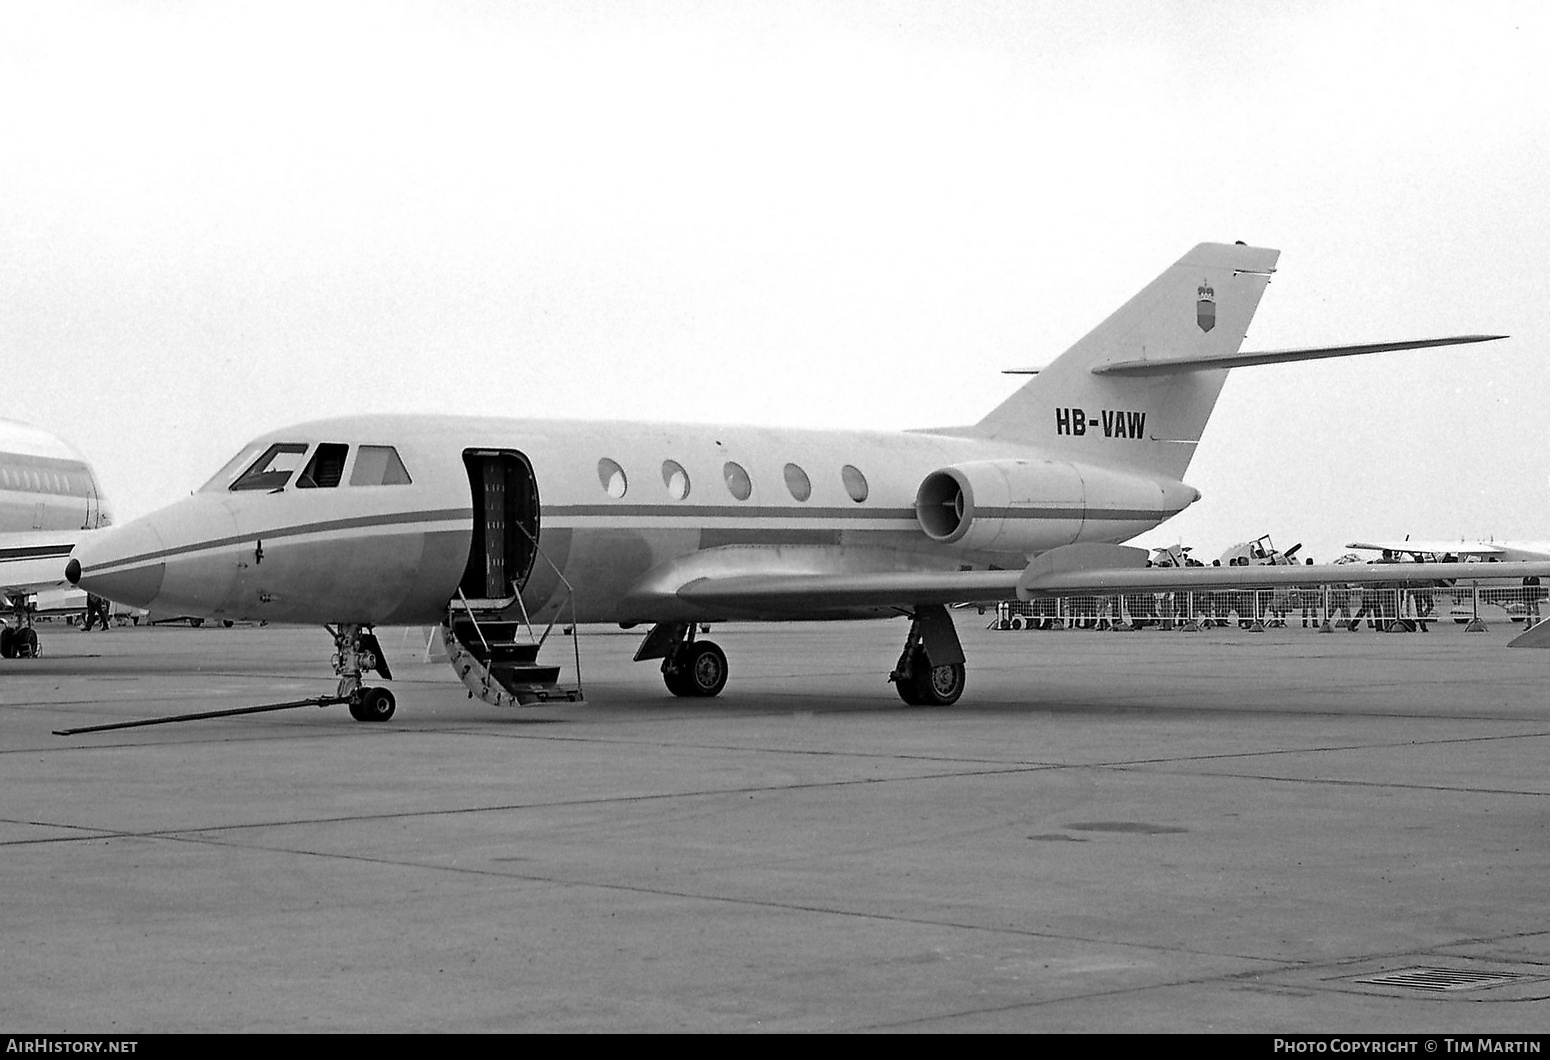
(970, 242), (1280, 479)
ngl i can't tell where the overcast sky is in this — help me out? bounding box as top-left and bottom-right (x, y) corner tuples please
(3, 1), (1547, 563)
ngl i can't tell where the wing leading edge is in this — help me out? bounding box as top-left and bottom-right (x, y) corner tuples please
(636, 543), (1550, 616)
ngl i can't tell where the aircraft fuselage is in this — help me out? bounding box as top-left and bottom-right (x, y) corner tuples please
(70, 414), (1199, 628)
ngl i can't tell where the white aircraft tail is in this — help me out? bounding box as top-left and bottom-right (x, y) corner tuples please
(970, 242), (1280, 479)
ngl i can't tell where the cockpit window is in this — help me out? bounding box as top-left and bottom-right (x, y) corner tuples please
(199, 445), (263, 493)
(230, 443), (309, 491)
(350, 445), (412, 486)
(296, 443), (349, 489)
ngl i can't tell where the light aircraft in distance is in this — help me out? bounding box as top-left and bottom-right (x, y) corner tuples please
(1, 418), (112, 658)
(1347, 538), (1550, 628)
(65, 242), (1550, 721)
(1218, 534), (1302, 566)
(1347, 539), (1550, 563)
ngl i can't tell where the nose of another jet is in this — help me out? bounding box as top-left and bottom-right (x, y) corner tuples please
(68, 517), (168, 609)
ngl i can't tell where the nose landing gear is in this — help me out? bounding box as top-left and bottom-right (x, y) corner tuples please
(331, 624), (395, 722)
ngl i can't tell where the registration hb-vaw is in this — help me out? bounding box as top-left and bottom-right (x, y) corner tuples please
(67, 243), (1516, 721)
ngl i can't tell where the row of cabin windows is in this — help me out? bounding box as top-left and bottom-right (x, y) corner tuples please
(225, 442), (412, 492)
(597, 458), (869, 504)
(0, 466), (89, 496)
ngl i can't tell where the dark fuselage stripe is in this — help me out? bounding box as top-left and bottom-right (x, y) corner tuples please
(82, 508), (471, 575)
(548, 504), (1176, 521)
(0, 543), (76, 561)
(82, 501), (1181, 576)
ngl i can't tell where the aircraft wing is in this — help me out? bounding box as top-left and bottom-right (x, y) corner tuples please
(1091, 335), (1504, 376)
(625, 542), (1550, 618)
(1015, 548), (1550, 599)
(1, 531), (80, 596)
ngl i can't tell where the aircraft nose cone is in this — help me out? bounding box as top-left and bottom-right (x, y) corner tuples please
(71, 520), (168, 609)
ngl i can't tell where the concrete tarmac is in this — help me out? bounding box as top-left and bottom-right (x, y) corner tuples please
(3, 616), (1549, 1032)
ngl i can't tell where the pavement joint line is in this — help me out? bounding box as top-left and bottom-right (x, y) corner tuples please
(1113, 766), (1550, 799)
(10, 728), (1550, 847)
(114, 827), (1320, 971)
(857, 932), (1550, 1030)
(0, 763), (1073, 846)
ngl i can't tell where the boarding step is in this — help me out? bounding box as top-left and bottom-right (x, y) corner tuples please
(441, 616), (583, 709)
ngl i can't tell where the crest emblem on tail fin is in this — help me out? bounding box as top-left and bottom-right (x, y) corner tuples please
(1196, 281), (1216, 332)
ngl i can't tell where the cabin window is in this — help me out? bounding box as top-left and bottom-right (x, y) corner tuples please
(662, 460), (690, 500)
(723, 461), (752, 501)
(231, 443), (309, 491)
(350, 445), (413, 486)
(597, 458), (628, 499)
(841, 464), (869, 503)
(296, 444), (349, 489)
(783, 463), (811, 502)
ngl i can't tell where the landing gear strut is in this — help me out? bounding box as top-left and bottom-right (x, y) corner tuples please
(329, 624), (396, 722)
(635, 621), (728, 698)
(890, 605), (966, 707)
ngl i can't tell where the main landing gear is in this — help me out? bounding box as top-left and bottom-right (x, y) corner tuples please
(635, 621), (728, 698)
(889, 604), (966, 707)
(1, 596), (40, 659)
(632, 608), (967, 706)
(329, 623), (397, 722)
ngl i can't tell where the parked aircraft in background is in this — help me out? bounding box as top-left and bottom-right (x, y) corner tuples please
(1348, 538), (1550, 627)
(66, 242), (1550, 720)
(1, 418), (112, 657)
(1218, 534), (1303, 567)
(1347, 539), (1550, 563)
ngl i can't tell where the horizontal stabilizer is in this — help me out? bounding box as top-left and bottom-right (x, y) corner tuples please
(1091, 335), (1505, 376)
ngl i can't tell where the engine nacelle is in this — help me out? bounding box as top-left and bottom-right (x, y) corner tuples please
(914, 459), (1198, 554)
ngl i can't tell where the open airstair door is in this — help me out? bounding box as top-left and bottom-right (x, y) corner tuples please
(448, 449), (580, 708)
(459, 449), (540, 605)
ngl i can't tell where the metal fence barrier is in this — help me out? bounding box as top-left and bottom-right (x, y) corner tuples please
(990, 584), (1548, 633)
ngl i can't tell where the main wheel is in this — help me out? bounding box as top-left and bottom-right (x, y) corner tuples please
(894, 675), (922, 705)
(910, 659), (965, 707)
(682, 641), (728, 697)
(0, 627), (13, 659)
(15, 627), (37, 658)
(349, 686), (396, 722)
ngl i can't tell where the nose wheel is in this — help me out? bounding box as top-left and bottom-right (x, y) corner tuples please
(348, 686), (396, 722)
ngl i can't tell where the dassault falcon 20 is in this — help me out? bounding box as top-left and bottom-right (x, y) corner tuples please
(66, 242), (1550, 721)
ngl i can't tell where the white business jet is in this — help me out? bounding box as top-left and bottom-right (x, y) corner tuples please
(1, 418), (112, 657)
(66, 243), (1545, 721)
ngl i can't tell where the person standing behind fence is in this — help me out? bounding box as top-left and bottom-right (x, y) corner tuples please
(1525, 574), (1543, 625)
(1300, 557), (1320, 627)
